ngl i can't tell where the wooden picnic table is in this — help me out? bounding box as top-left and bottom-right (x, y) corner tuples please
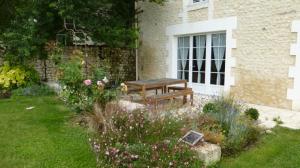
(125, 78), (187, 103)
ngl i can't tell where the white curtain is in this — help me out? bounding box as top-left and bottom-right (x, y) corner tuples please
(196, 36), (206, 83)
(212, 34), (226, 85)
(179, 37), (189, 79)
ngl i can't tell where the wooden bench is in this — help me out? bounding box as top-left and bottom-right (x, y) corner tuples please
(147, 89), (193, 109)
(127, 86), (164, 95)
(168, 86), (192, 92)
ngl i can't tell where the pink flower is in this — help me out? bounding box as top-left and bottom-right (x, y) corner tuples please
(84, 79), (92, 86)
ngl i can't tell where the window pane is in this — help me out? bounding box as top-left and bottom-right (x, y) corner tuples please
(220, 34), (226, 46)
(210, 73), (217, 85)
(212, 33), (226, 47)
(192, 71), (198, 83)
(220, 60), (225, 73)
(192, 35), (206, 84)
(210, 33), (226, 86)
(178, 71), (182, 79)
(178, 60), (189, 71)
(178, 71), (189, 80)
(178, 36), (190, 81)
(211, 60), (217, 72)
(192, 71), (205, 84)
(193, 48), (206, 59)
(210, 73), (224, 85)
(193, 60), (205, 71)
(184, 71), (189, 80)
(220, 73), (225, 85)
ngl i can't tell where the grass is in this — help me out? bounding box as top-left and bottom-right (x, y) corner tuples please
(1, 95), (300, 168)
(0, 96), (96, 168)
(219, 127), (300, 168)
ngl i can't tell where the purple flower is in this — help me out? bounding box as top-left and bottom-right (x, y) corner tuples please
(84, 79), (92, 86)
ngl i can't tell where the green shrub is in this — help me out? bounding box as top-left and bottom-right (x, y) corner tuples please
(0, 62), (40, 92)
(58, 57), (84, 87)
(245, 108), (259, 120)
(203, 96), (261, 156)
(12, 84), (55, 97)
(222, 116), (260, 155)
(203, 102), (218, 114)
(58, 54), (119, 113)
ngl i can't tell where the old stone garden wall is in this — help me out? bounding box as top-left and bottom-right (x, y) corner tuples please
(34, 46), (136, 82)
(138, 0), (300, 110)
(0, 46), (136, 83)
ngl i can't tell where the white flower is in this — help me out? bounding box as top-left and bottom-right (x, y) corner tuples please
(33, 19), (37, 23)
(103, 76), (109, 83)
(97, 81), (104, 86)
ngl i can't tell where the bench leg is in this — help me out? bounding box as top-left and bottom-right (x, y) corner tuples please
(183, 95), (187, 104)
(190, 93), (193, 106)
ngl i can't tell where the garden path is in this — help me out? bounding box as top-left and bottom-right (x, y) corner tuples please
(250, 104), (300, 129)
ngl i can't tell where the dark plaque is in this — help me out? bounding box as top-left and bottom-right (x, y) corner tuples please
(181, 130), (204, 146)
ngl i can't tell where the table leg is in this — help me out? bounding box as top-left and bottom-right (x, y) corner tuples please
(164, 85), (167, 93)
(142, 85), (146, 104)
(183, 82), (187, 104)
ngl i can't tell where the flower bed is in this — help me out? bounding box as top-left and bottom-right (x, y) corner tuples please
(82, 96), (261, 167)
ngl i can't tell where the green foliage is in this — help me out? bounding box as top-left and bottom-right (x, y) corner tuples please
(58, 53), (119, 113)
(58, 57), (84, 87)
(0, 0), (165, 65)
(202, 97), (261, 156)
(245, 108), (259, 120)
(86, 105), (202, 167)
(273, 116), (283, 125)
(12, 84), (55, 97)
(1, 0), (62, 65)
(0, 62), (39, 91)
(203, 102), (218, 114)
(92, 67), (107, 84)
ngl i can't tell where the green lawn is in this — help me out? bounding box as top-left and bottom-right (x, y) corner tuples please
(1, 96), (300, 168)
(0, 96), (96, 168)
(220, 127), (300, 168)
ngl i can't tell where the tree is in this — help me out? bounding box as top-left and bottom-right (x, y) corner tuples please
(0, 0), (165, 65)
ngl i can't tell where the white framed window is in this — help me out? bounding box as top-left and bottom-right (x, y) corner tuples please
(166, 17), (237, 95)
(177, 32), (226, 91)
(187, 0), (209, 11)
(192, 0), (209, 4)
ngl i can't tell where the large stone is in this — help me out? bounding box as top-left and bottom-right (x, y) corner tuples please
(192, 142), (221, 166)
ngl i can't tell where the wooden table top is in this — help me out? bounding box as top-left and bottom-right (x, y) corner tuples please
(125, 78), (187, 87)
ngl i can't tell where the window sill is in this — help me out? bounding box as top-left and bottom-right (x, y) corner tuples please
(187, 2), (208, 11)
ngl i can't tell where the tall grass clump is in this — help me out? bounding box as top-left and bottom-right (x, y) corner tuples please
(202, 96), (261, 155)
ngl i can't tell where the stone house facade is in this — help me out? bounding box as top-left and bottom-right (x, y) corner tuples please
(137, 0), (300, 111)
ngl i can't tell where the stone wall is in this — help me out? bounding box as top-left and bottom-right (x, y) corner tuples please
(138, 0), (300, 110)
(1, 46), (136, 83)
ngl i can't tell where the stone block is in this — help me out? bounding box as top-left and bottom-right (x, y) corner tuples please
(192, 142), (221, 166)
